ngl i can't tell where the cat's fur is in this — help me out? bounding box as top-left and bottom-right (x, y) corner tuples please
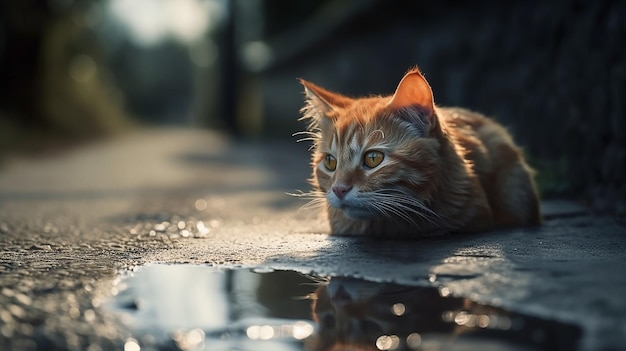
(298, 67), (540, 237)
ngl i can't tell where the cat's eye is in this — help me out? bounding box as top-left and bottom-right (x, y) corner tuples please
(363, 151), (384, 168)
(323, 154), (337, 171)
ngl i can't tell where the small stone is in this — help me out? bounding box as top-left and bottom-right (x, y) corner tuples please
(14, 293), (32, 306)
(28, 244), (52, 251)
(8, 304), (25, 318)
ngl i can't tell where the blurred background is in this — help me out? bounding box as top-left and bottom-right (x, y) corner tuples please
(0, 0), (624, 213)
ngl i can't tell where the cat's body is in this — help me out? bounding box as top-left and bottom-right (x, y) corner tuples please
(299, 68), (540, 237)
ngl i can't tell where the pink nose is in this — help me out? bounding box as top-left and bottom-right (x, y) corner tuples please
(332, 185), (353, 200)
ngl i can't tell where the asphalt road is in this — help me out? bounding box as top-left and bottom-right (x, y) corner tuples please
(0, 128), (624, 351)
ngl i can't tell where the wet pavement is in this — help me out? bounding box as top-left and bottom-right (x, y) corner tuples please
(0, 128), (625, 351)
(110, 265), (582, 351)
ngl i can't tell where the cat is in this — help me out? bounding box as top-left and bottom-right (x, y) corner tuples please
(308, 277), (578, 351)
(297, 67), (540, 237)
(310, 278), (462, 351)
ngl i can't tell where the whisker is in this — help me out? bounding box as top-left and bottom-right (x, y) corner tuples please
(286, 190), (325, 199)
(292, 130), (319, 137)
(287, 190), (327, 212)
(364, 189), (448, 230)
(295, 137), (317, 143)
(375, 201), (418, 226)
(357, 192), (416, 225)
(368, 202), (397, 223)
(298, 198), (326, 211)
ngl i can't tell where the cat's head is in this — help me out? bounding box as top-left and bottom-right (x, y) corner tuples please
(299, 68), (444, 229)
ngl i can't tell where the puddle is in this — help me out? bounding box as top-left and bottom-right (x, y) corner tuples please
(109, 264), (581, 351)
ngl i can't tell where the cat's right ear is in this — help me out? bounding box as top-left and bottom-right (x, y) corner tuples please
(300, 80), (334, 117)
(299, 79), (354, 115)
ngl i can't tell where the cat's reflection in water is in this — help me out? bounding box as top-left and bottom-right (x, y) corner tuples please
(308, 277), (509, 351)
(309, 277), (457, 351)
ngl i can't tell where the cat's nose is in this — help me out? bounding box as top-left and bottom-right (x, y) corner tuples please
(332, 185), (353, 200)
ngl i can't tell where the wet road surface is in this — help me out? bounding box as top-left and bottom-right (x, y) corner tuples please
(0, 128), (624, 350)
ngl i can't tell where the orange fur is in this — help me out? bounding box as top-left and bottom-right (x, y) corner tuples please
(299, 68), (540, 237)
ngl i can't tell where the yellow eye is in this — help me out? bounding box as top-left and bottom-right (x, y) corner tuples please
(323, 154), (337, 171)
(363, 150), (384, 168)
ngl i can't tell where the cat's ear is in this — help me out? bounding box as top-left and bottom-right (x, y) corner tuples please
(299, 79), (354, 115)
(387, 68), (436, 128)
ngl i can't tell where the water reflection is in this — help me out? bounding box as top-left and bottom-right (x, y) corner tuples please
(109, 265), (581, 351)
(311, 277), (519, 351)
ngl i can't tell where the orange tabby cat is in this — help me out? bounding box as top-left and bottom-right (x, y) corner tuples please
(298, 67), (540, 237)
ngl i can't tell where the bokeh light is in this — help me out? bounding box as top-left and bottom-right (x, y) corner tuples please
(108, 0), (220, 46)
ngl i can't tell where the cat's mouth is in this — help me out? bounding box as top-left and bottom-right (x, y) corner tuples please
(327, 192), (375, 220)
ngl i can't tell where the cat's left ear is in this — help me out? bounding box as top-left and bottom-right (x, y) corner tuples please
(387, 68), (436, 128)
